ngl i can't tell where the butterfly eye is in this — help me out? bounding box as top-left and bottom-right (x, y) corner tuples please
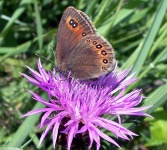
(69, 19), (74, 25)
(86, 39), (91, 43)
(72, 23), (78, 28)
(102, 59), (108, 64)
(101, 50), (107, 56)
(96, 44), (102, 49)
(93, 41), (97, 45)
(82, 32), (87, 36)
(69, 19), (78, 28)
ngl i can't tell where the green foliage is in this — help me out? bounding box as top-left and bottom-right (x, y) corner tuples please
(0, 0), (167, 149)
(146, 107), (167, 147)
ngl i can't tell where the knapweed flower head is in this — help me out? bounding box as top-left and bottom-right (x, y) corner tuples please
(21, 59), (152, 150)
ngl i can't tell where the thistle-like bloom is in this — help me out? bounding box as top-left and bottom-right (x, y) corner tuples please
(21, 59), (151, 150)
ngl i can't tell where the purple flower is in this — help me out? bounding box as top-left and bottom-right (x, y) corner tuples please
(21, 59), (152, 150)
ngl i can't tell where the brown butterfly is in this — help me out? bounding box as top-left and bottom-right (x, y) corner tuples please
(56, 6), (115, 80)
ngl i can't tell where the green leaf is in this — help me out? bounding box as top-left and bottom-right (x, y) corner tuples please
(145, 107), (167, 146)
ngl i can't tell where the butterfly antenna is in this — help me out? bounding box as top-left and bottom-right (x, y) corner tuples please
(50, 45), (56, 59)
(35, 54), (54, 64)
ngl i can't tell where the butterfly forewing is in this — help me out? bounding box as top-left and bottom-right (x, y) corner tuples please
(56, 7), (96, 66)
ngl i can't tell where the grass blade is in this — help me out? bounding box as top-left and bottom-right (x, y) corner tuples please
(130, 0), (167, 77)
(33, 0), (43, 51)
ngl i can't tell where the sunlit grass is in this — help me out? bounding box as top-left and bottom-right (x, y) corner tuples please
(0, 0), (167, 149)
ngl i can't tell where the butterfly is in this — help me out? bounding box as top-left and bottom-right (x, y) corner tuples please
(56, 6), (115, 80)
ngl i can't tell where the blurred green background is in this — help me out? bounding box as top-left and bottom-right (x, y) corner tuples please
(0, 0), (167, 150)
